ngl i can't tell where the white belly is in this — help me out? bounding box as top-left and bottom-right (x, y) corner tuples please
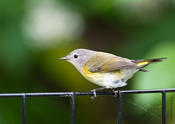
(84, 69), (138, 88)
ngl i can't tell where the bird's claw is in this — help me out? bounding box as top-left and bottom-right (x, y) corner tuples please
(111, 88), (117, 97)
(91, 89), (97, 99)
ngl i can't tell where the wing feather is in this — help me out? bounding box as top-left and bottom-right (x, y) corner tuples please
(85, 52), (137, 73)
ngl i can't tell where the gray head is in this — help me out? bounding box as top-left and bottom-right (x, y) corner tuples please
(60, 49), (95, 73)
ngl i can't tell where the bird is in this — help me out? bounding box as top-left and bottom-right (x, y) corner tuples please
(60, 48), (167, 97)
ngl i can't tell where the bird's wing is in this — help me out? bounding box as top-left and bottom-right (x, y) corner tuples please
(85, 52), (137, 73)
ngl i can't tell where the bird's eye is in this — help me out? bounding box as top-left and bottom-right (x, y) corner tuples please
(74, 54), (78, 59)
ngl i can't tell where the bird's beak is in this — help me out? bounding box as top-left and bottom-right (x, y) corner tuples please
(59, 57), (70, 60)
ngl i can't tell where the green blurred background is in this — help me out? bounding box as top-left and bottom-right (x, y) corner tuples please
(0, 0), (175, 123)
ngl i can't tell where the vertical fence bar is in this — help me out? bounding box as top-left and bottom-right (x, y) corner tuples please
(162, 91), (166, 124)
(22, 94), (26, 124)
(118, 91), (122, 124)
(170, 96), (173, 121)
(70, 93), (75, 124)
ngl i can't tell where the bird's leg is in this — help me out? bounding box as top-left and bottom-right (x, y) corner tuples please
(111, 88), (117, 97)
(90, 87), (108, 99)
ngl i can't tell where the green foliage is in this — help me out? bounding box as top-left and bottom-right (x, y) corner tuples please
(134, 41), (175, 108)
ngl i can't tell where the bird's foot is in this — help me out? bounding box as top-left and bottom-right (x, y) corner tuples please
(90, 89), (97, 99)
(111, 88), (117, 97)
(90, 87), (107, 99)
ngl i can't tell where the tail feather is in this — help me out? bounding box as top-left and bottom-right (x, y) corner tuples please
(134, 57), (167, 68)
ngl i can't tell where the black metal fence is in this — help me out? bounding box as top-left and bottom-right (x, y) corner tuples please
(1, 88), (175, 124)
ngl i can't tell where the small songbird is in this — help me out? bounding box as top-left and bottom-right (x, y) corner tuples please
(60, 49), (166, 97)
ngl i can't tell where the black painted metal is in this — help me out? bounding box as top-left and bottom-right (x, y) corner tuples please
(0, 88), (174, 124)
(162, 91), (166, 124)
(22, 94), (26, 124)
(0, 88), (174, 97)
(70, 93), (75, 124)
(118, 91), (122, 124)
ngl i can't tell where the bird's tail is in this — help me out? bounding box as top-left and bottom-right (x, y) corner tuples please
(133, 57), (167, 71)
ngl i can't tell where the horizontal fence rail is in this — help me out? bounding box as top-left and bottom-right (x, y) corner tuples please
(0, 88), (175, 124)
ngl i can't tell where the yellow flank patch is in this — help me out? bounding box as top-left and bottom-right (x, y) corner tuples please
(83, 66), (95, 79)
(83, 66), (101, 77)
(137, 61), (149, 66)
(83, 66), (122, 80)
(82, 66), (104, 82)
(83, 66), (92, 75)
